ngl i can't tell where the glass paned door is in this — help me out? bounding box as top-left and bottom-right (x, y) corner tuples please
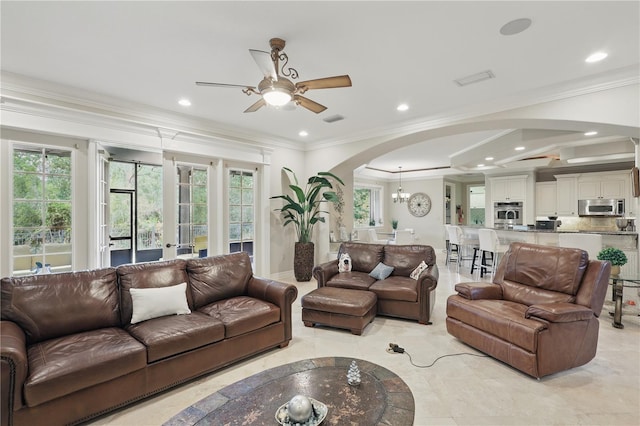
(229, 170), (254, 264)
(174, 165), (208, 259)
(109, 191), (133, 266)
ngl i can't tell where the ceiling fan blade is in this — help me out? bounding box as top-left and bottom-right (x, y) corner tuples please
(195, 81), (255, 90)
(249, 49), (277, 80)
(244, 98), (266, 113)
(296, 75), (352, 92)
(294, 95), (327, 114)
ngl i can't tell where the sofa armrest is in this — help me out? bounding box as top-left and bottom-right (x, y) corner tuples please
(454, 282), (503, 300)
(247, 276), (298, 342)
(1, 320), (28, 419)
(312, 260), (339, 287)
(417, 264), (438, 291)
(525, 303), (594, 323)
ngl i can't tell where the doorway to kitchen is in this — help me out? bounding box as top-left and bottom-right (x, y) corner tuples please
(468, 185), (485, 225)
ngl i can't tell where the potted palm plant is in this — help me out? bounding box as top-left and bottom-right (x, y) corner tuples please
(271, 167), (344, 281)
(597, 247), (627, 276)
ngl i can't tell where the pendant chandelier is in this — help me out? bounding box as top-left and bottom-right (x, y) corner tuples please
(392, 166), (410, 203)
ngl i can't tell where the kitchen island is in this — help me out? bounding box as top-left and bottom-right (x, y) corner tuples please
(459, 226), (638, 276)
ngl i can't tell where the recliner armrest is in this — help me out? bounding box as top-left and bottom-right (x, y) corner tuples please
(454, 282), (503, 300)
(525, 303), (594, 323)
(312, 260), (339, 287)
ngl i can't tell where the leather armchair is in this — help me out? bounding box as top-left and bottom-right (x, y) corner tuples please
(446, 242), (610, 378)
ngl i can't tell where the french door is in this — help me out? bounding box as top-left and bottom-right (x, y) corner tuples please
(163, 159), (210, 260)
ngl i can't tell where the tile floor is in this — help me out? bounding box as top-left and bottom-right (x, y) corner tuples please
(89, 257), (640, 426)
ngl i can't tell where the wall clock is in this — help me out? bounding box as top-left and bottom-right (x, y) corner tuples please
(408, 192), (432, 217)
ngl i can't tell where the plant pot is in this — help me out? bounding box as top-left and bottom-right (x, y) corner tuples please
(294, 242), (315, 282)
(611, 265), (621, 276)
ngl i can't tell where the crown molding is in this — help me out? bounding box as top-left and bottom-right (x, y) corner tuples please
(0, 72), (304, 153)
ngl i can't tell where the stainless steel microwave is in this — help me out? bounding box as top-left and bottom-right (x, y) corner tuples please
(578, 199), (625, 217)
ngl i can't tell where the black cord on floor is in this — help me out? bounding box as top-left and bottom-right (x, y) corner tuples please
(386, 343), (488, 368)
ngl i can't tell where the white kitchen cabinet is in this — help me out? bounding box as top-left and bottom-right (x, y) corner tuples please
(577, 175), (626, 199)
(535, 182), (557, 216)
(491, 176), (527, 201)
(555, 176), (578, 216)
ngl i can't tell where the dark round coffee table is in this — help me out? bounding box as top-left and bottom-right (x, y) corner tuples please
(164, 357), (414, 425)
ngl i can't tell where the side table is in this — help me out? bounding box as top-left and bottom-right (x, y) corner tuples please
(609, 274), (640, 329)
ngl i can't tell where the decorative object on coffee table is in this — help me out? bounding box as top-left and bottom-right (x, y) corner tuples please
(271, 167), (344, 281)
(347, 360), (361, 386)
(275, 395), (327, 425)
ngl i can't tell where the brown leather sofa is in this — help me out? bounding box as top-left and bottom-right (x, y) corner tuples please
(0, 252), (298, 426)
(446, 242), (610, 378)
(312, 242), (439, 324)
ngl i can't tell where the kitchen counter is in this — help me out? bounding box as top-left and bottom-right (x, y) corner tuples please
(459, 225), (638, 275)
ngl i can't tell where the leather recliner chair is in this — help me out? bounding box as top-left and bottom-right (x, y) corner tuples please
(446, 242), (610, 378)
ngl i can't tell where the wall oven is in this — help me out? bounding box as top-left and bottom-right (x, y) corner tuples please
(494, 201), (523, 227)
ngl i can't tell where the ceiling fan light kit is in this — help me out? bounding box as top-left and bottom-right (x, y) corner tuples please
(196, 37), (351, 113)
(260, 78), (294, 106)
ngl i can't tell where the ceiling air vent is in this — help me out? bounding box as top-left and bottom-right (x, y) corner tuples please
(454, 70), (495, 87)
(323, 114), (345, 123)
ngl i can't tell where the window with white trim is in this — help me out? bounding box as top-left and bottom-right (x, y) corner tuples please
(354, 184), (384, 227)
(12, 146), (72, 275)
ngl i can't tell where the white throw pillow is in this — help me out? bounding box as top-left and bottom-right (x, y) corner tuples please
(410, 261), (429, 280)
(130, 282), (191, 324)
(338, 252), (352, 272)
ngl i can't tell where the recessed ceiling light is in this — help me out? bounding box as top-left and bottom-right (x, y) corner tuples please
(298, 130), (308, 137)
(500, 18), (532, 36)
(477, 164), (485, 167)
(515, 146), (525, 151)
(397, 103), (409, 112)
(584, 131), (598, 136)
(585, 52), (607, 63)
(485, 157), (494, 161)
(178, 98), (191, 107)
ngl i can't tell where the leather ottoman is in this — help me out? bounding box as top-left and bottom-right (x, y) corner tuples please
(301, 287), (377, 335)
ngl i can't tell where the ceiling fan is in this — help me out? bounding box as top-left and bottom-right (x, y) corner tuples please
(196, 37), (352, 114)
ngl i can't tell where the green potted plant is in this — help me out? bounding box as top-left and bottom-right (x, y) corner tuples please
(271, 167), (344, 281)
(597, 247), (627, 276)
(391, 219), (399, 231)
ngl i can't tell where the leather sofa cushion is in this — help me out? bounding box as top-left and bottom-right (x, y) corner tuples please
(499, 243), (588, 296)
(198, 296), (280, 338)
(126, 312), (225, 363)
(370, 276), (418, 302)
(338, 242), (384, 272)
(447, 295), (547, 353)
(1, 268), (120, 344)
(118, 259), (191, 324)
(383, 245), (436, 276)
(186, 252), (253, 309)
(24, 328), (146, 407)
(326, 271), (376, 290)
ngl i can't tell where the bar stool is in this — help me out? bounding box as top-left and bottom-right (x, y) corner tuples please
(447, 226), (479, 272)
(475, 228), (508, 279)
